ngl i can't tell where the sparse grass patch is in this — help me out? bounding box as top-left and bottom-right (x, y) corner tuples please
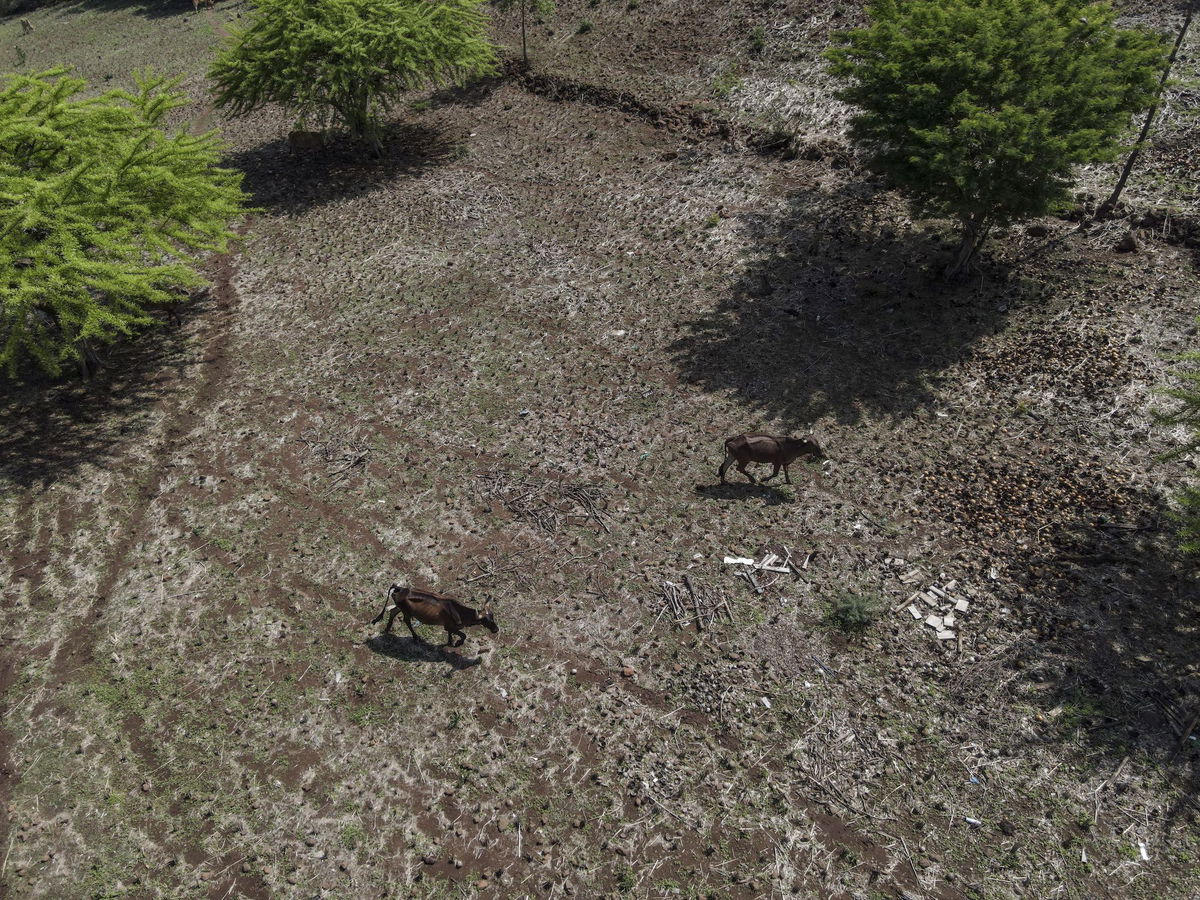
(1057, 690), (1107, 732)
(711, 63), (742, 99)
(616, 864), (637, 892)
(341, 822), (365, 850)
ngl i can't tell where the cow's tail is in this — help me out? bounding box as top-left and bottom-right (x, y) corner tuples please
(371, 584), (401, 624)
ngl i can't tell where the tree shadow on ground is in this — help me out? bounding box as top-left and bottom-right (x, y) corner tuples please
(423, 70), (508, 112)
(227, 122), (461, 216)
(48, 0), (198, 19)
(364, 634), (483, 672)
(0, 300), (209, 492)
(672, 180), (1029, 427)
(51, 0), (250, 20)
(965, 496), (1200, 826)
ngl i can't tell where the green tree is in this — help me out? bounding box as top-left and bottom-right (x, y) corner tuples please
(210, 0), (497, 153)
(0, 68), (246, 378)
(826, 0), (1167, 277)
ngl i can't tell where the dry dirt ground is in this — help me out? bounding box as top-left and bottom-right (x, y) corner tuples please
(3, 0), (1200, 897)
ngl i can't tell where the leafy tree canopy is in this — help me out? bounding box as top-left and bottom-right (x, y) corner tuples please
(0, 68), (246, 378)
(210, 0), (497, 151)
(826, 0), (1167, 276)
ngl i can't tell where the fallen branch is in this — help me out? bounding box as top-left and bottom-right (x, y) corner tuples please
(684, 575), (704, 631)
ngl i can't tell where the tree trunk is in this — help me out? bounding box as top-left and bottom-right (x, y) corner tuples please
(347, 90), (380, 156)
(944, 215), (989, 279)
(520, 0), (528, 67)
(76, 339), (99, 380)
(1096, 0), (1195, 219)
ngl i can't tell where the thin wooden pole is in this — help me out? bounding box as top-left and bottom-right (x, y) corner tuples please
(521, 0), (528, 66)
(1097, 0), (1196, 218)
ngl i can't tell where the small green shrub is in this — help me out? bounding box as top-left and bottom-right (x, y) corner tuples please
(748, 25), (765, 55)
(577, 19), (593, 33)
(824, 590), (883, 633)
(210, 0), (497, 153)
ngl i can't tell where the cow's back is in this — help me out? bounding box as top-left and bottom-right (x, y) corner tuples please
(733, 433), (782, 462)
(399, 589), (454, 625)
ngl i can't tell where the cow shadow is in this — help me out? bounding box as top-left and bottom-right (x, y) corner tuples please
(693, 481), (797, 506)
(364, 633), (483, 672)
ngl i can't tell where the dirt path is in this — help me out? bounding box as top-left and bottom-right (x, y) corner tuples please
(50, 228), (247, 683)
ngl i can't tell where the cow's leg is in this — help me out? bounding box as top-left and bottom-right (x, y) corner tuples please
(736, 460), (758, 484)
(719, 452), (735, 483)
(404, 613), (425, 643)
(783, 463), (792, 485)
(383, 605), (402, 633)
(763, 463), (781, 482)
(446, 628), (466, 648)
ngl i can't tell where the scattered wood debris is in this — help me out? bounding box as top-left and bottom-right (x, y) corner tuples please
(722, 548), (808, 594)
(658, 576), (733, 631)
(899, 578), (973, 646)
(478, 471), (610, 534)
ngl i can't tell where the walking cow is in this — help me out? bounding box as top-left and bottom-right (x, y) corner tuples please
(718, 432), (825, 485)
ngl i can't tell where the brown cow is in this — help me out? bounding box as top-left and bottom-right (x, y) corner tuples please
(371, 584), (498, 648)
(718, 433), (825, 485)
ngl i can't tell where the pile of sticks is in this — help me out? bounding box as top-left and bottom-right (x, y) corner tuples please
(479, 472), (610, 534)
(295, 427), (373, 490)
(657, 575), (734, 631)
